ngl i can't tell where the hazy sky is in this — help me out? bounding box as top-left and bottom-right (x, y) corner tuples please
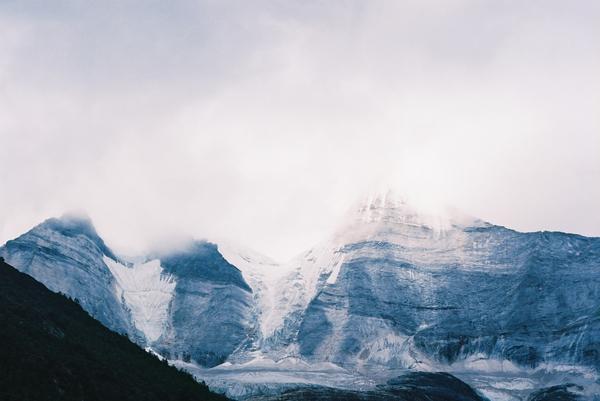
(1, 0), (599, 260)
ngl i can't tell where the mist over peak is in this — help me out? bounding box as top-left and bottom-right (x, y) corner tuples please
(1, 0), (599, 261)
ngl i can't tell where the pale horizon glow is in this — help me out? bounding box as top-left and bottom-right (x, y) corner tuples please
(1, 1), (599, 261)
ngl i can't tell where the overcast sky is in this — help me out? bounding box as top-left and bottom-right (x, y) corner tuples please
(1, 0), (599, 260)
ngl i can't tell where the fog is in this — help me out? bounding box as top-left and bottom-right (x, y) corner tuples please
(1, 1), (599, 260)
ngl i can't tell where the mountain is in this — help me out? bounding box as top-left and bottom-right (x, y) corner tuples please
(0, 257), (229, 401)
(150, 241), (255, 366)
(0, 216), (257, 368)
(2, 194), (600, 400)
(0, 214), (138, 337)
(262, 193), (600, 374)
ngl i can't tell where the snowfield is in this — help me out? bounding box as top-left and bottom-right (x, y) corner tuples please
(104, 257), (176, 342)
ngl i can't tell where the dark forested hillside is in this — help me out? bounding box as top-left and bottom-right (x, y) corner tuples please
(0, 258), (228, 401)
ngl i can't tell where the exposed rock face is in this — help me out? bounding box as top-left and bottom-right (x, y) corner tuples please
(154, 242), (255, 367)
(0, 259), (229, 401)
(266, 194), (600, 373)
(0, 216), (256, 367)
(0, 215), (137, 336)
(2, 194), (600, 394)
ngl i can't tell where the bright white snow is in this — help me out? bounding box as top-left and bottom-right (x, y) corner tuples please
(217, 242), (288, 339)
(104, 256), (176, 342)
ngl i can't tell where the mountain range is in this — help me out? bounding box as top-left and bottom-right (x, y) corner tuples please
(2, 193), (599, 400)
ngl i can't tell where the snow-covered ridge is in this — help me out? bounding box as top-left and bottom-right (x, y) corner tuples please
(351, 191), (481, 232)
(104, 257), (176, 343)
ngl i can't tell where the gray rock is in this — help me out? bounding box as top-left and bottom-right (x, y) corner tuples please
(155, 241), (256, 366)
(276, 195), (600, 373)
(1, 216), (257, 367)
(0, 214), (137, 336)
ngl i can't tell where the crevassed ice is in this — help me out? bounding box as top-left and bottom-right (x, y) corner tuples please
(104, 256), (176, 342)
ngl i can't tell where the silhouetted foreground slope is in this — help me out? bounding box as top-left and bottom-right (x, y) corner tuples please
(0, 258), (229, 401)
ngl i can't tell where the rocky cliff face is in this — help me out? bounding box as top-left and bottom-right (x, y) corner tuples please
(0, 216), (257, 368)
(2, 197), (600, 398)
(153, 242), (255, 366)
(0, 215), (137, 337)
(264, 194), (600, 374)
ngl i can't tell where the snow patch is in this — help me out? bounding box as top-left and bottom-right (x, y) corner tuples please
(104, 256), (176, 342)
(171, 357), (372, 400)
(477, 388), (520, 401)
(459, 354), (521, 373)
(145, 346), (166, 361)
(217, 242), (286, 339)
(326, 255), (345, 285)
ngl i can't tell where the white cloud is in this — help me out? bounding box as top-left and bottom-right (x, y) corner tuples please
(1, 1), (599, 260)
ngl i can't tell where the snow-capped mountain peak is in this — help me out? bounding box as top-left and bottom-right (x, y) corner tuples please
(350, 190), (480, 233)
(2, 204), (600, 399)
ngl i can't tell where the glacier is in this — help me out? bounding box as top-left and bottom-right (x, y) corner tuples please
(2, 193), (600, 400)
(104, 257), (176, 342)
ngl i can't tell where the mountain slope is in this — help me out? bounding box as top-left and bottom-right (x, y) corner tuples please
(0, 217), (258, 368)
(0, 257), (229, 401)
(0, 214), (137, 337)
(264, 194), (600, 373)
(152, 241), (256, 366)
(2, 198), (600, 399)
